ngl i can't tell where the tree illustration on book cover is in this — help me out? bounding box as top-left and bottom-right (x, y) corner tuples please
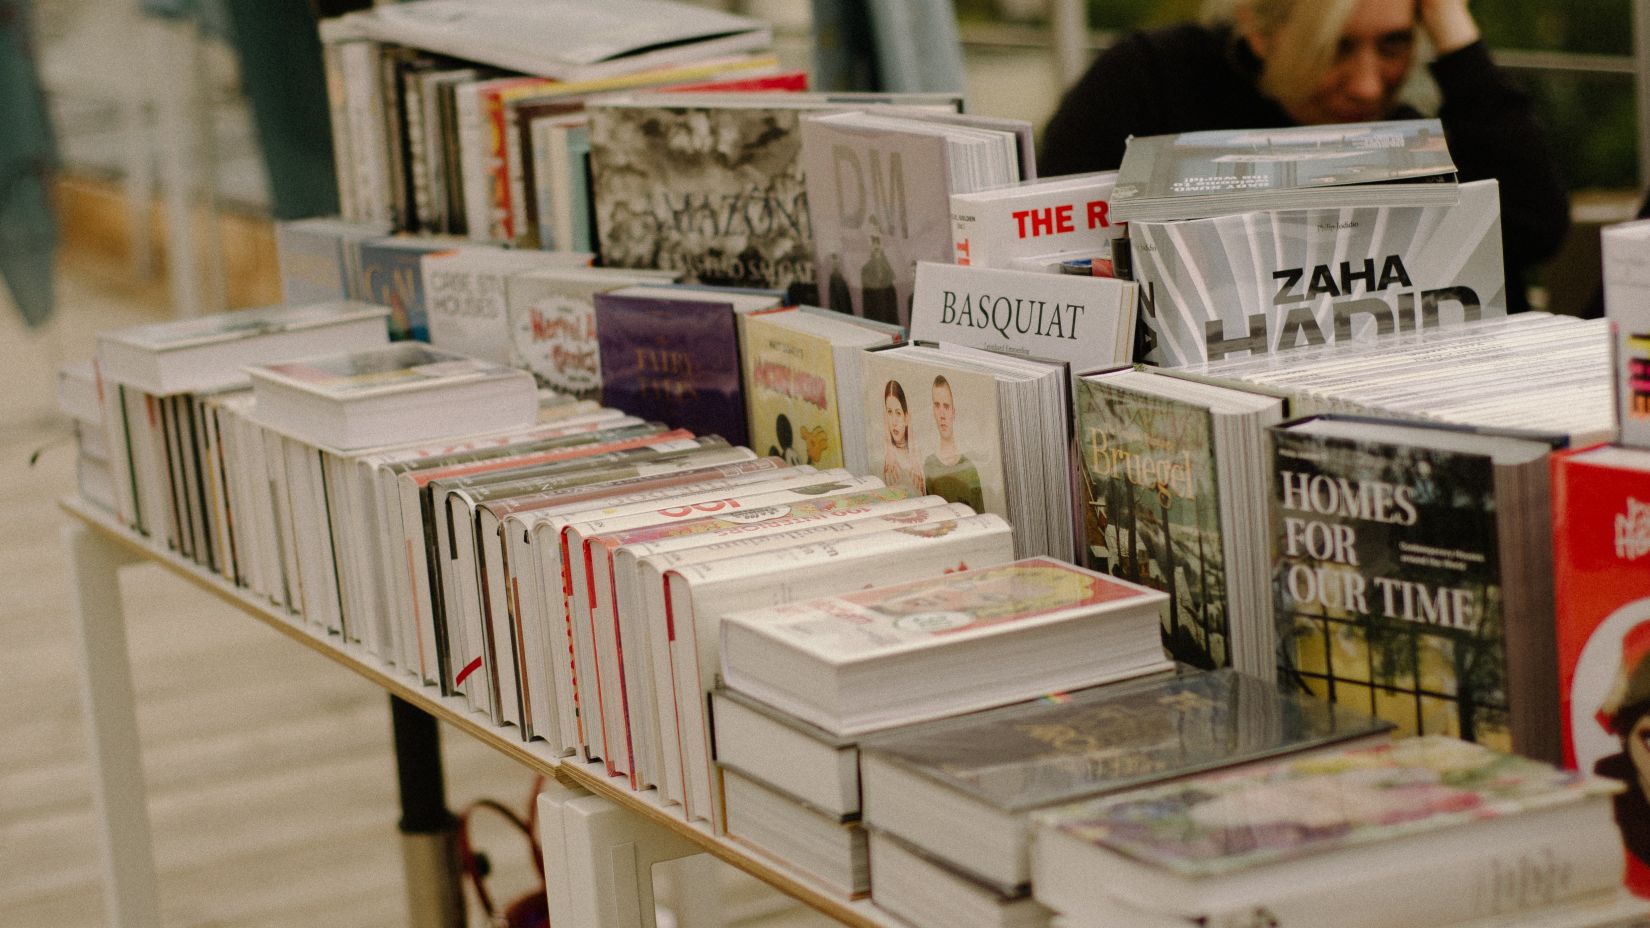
(1076, 378), (1229, 671)
(1271, 431), (1508, 750)
(589, 105), (815, 293)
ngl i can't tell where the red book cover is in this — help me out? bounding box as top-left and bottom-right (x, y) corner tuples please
(1552, 444), (1650, 896)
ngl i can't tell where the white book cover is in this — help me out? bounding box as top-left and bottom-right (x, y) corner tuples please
(949, 171), (1119, 269)
(422, 247), (595, 365)
(249, 341), (530, 402)
(909, 261), (1137, 368)
(1602, 218), (1650, 449)
(504, 266), (679, 399)
(1132, 179), (1506, 367)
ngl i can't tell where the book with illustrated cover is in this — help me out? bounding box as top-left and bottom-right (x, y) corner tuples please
(738, 308), (868, 469)
(1271, 417), (1561, 763)
(594, 285), (783, 446)
(859, 668), (1390, 894)
(1551, 444), (1650, 898)
(1131, 179), (1506, 367)
(96, 301), (391, 396)
(1602, 219), (1650, 450)
(1032, 737), (1623, 928)
(503, 266), (679, 400)
(1075, 370), (1283, 675)
(720, 557), (1170, 736)
(799, 110), (1025, 328)
(421, 247), (596, 366)
(358, 236), (463, 341)
(1111, 119), (1459, 223)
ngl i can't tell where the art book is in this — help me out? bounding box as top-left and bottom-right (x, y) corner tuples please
(1032, 737), (1622, 928)
(1271, 417), (1561, 763)
(1603, 219), (1650, 450)
(1131, 179), (1506, 367)
(503, 266), (679, 400)
(1111, 119), (1459, 222)
(1552, 443), (1650, 897)
(358, 235), (465, 341)
(594, 286), (782, 446)
(949, 170), (1120, 271)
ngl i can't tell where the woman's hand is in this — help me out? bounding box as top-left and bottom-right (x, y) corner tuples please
(1418, 0), (1481, 55)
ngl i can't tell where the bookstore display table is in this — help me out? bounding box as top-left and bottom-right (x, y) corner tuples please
(59, 496), (902, 928)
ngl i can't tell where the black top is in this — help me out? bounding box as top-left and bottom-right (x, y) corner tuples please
(1039, 23), (1570, 313)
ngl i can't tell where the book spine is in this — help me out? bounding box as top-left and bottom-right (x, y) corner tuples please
(456, 82), (493, 242)
(321, 42), (358, 223)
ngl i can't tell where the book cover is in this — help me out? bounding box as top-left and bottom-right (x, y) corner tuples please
(1602, 220), (1650, 450)
(1131, 179), (1506, 367)
(1112, 120), (1459, 222)
(733, 558), (1154, 663)
(1551, 445), (1650, 896)
(251, 341), (522, 400)
(863, 669), (1390, 814)
(908, 261), (1136, 368)
(861, 347), (1006, 517)
(739, 311), (842, 468)
(359, 236), (460, 341)
(1043, 736), (1610, 878)
(589, 101), (816, 292)
(504, 268), (678, 400)
(593, 290), (752, 445)
(1077, 376), (1229, 670)
(949, 171), (1120, 270)
(1272, 427), (1513, 750)
(422, 248), (595, 365)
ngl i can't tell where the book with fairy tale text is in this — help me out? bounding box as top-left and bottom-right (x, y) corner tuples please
(739, 310), (842, 468)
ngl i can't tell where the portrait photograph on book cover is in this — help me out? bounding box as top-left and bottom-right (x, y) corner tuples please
(1273, 431), (1511, 752)
(590, 105), (814, 293)
(1077, 378), (1229, 671)
(861, 351), (1004, 518)
(1570, 603), (1650, 898)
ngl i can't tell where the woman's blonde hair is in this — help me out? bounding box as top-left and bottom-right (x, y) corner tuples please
(1205, 0), (1370, 111)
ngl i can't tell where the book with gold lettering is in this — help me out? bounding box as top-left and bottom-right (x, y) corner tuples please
(594, 285), (784, 446)
(1075, 368), (1283, 674)
(859, 668), (1389, 895)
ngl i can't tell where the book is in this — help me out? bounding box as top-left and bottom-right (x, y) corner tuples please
(711, 686), (862, 820)
(322, 0), (773, 85)
(719, 557), (1171, 736)
(721, 768), (869, 898)
(96, 302), (390, 396)
(1551, 443), (1650, 897)
(868, 830), (1052, 928)
(799, 110), (1027, 327)
(594, 285), (784, 446)
(421, 246), (595, 365)
(1031, 737), (1623, 928)
(908, 262), (1137, 368)
(275, 217), (392, 305)
(1602, 219), (1650, 450)
(858, 668), (1391, 894)
(737, 307), (899, 471)
(950, 171), (1120, 271)
(1074, 368), (1284, 674)
(1271, 416), (1562, 763)
(1131, 179), (1506, 367)
(1110, 119), (1459, 223)
(358, 235), (465, 341)
(502, 266), (679, 400)
(247, 342), (538, 451)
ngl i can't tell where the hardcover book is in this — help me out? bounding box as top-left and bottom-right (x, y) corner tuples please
(1551, 443), (1650, 897)
(1111, 119), (1459, 223)
(358, 235), (464, 341)
(421, 246), (596, 365)
(908, 261), (1137, 368)
(1271, 417), (1561, 762)
(503, 266), (680, 400)
(1032, 737), (1622, 928)
(949, 171), (1120, 271)
(1131, 179), (1506, 367)
(594, 285), (783, 446)
(1602, 219), (1650, 450)
(858, 668), (1390, 893)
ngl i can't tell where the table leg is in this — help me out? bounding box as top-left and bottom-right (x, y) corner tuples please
(390, 694), (466, 928)
(63, 522), (159, 928)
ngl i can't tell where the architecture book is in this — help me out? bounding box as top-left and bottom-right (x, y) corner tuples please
(858, 668), (1390, 894)
(719, 557), (1170, 736)
(1131, 179), (1505, 367)
(1271, 417), (1562, 763)
(247, 342), (538, 451)
(1031, 737), (1622, 928)
(1110, 119), (1459, 223)
(1551, 443), (1650, 897)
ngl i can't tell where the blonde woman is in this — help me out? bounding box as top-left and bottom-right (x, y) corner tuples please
(1039, 0), (1568, 313)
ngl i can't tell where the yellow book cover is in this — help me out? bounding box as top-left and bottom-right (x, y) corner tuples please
(739, 312), (842, 468)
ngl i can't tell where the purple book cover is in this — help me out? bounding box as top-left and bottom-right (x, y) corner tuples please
(594, 292), (749, 446)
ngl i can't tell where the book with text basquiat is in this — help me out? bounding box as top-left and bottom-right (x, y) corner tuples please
(587, 92), (960, 300)
(1603, 219), (1650, 450)
(1271, 416), (1562, 763)
(1131, 179), (1506, 367)
(1075, 369), (1283, 676)
(1110, 119), (1459, 223)
(950, 171), (1121, 272)
(798, 110), (1027, 328)
(1551, 444), (1650, 897)
(1031, 737), (1623, 928)
(595, 286), (784, 446)
(860, 668), (1391, 895)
